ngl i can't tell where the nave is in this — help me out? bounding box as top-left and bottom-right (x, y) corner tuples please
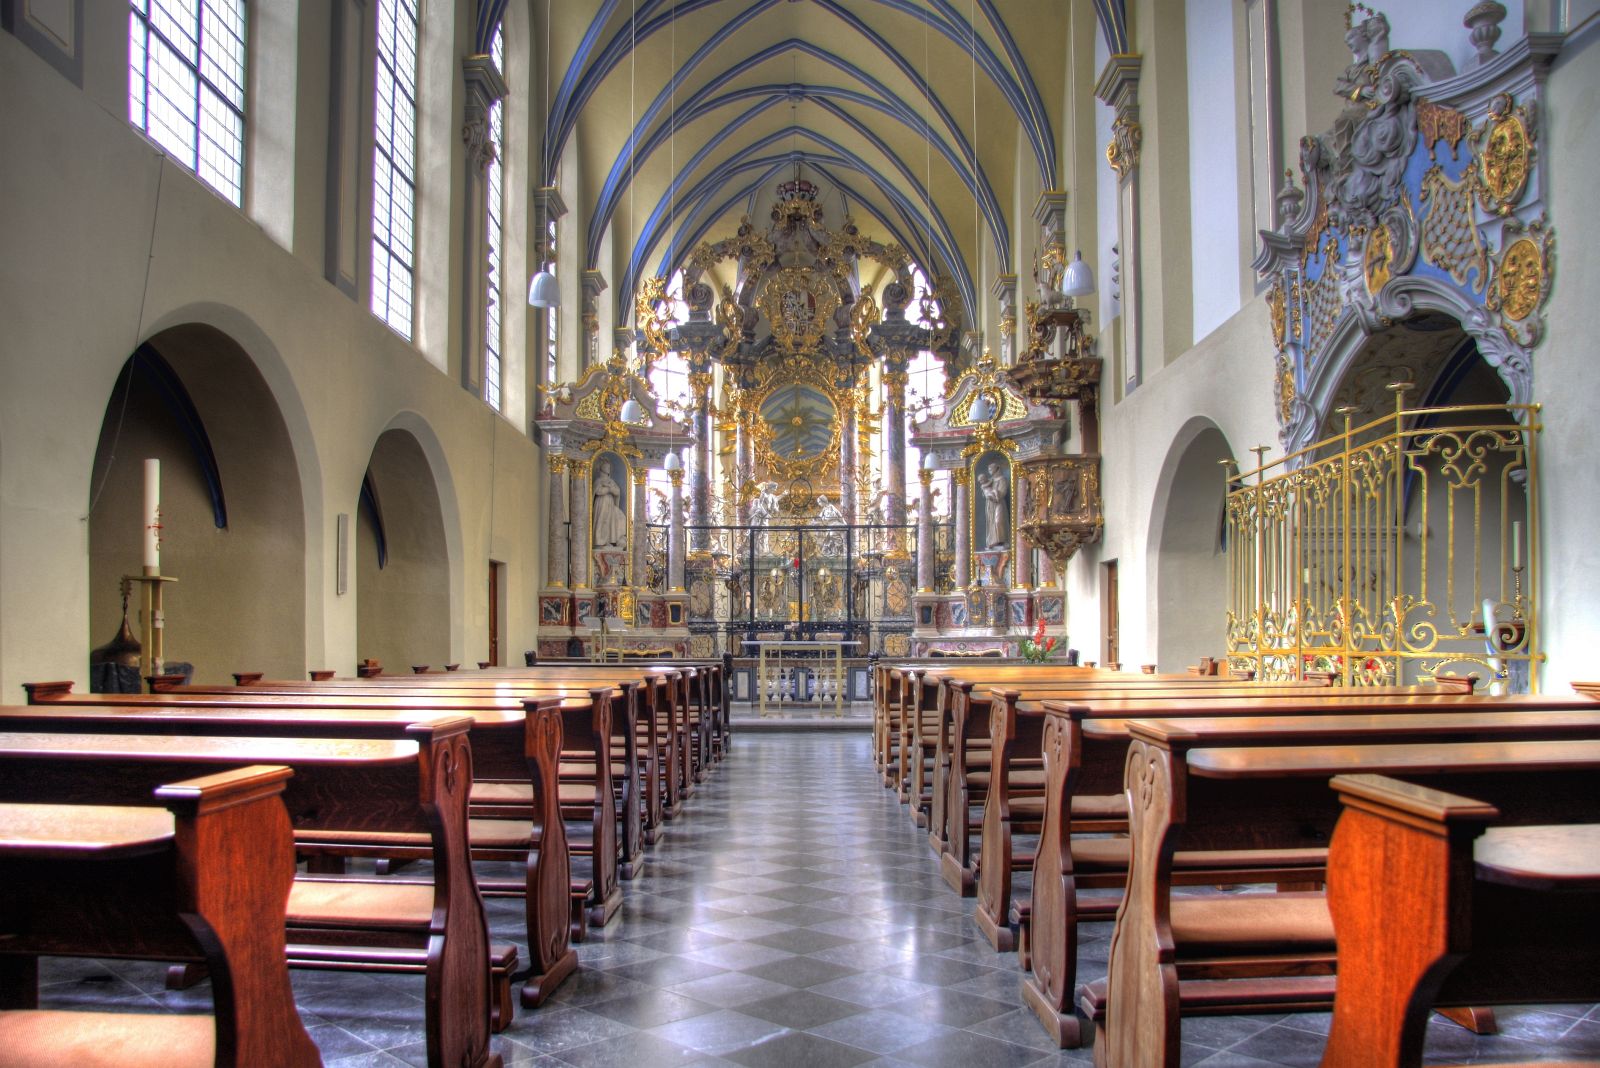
(30, 732), (1599, 1067)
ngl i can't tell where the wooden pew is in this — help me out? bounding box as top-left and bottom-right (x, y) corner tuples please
(0, 699), (577, 1011)
(1022, 693), (1600, 1047)
(0, 725), (502, 1068)
(0, 765), (324, 1068)
(941, 678), (1337, 897)
(29, 680), (630, 931)
(922, 669), (1327, 862)
(228, 664), (698, 834)
(1088, 722), (1600, 1068)
(1320, 774), (1600, 1068)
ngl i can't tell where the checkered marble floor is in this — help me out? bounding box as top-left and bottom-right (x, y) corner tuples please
(36, 732), (1600, 1066)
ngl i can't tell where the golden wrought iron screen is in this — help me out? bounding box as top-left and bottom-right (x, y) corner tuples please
(1226, 394), (1538, 689)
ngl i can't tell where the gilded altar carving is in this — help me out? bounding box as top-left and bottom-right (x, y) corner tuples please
(756, 266), (841, 356)
(1106, 115), (1141, 179)
(1254, 7), (1558, 454)
(1487, 216), (1553, 345)
(1477, 93), (1533, 215)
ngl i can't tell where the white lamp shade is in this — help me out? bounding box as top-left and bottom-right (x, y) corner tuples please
(1062, 251), (1095, 298)
(969, 392), (996, 422)
(528, 269), (561, 308)
(619, 398), (646, 423)
(663, 452), (682, 471)
(922, 453), (938, 471)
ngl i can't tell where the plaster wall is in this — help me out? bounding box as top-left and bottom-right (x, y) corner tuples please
(1066, 292), (1279, 669)
(1527, 21), (1600, 691)
(1186, 0), (1243, 343)
(0, 31), (545, 697)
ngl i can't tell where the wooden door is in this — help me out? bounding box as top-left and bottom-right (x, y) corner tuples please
(1101, 560), (1119, 667)
(487, 561), (501, 667)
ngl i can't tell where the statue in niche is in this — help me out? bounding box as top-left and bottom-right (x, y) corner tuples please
(977, 459), (1011, 549)
(1051, 464), (1081, 515)
(592, 464), (629, 551)
(750, 481), (781, 526)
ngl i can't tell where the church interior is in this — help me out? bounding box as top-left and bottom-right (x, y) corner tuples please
(2, 0), (1599, 1065)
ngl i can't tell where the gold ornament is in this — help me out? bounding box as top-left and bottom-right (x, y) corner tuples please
(1363, 223), (1394, 295)
(1496, 237), (1542, 322)
(1478, 94), (1531, 214)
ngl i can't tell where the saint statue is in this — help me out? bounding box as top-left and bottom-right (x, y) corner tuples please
(750, 481), (781, 526)
(592, 467), (628, 550)
(978, 461), (1010, 549)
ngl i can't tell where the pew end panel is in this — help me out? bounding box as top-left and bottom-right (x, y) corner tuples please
(0, 765), (323, 1068)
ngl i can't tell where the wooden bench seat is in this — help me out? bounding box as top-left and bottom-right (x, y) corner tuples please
(1320, 774), (1600, 1068)
(0, 724), (502, 1066)
(26, 679), (628, 936)
(1021, 697), (1600, 1048)
(1092, 729), (1600, 1067)
(0, 766), (324, 1068)
(4, 695), (581, 1011)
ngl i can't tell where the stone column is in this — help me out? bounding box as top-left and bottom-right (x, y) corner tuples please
(734, 411), (753, 526)
(631, 467), (649, 589)
(580, 270), (607, 370)
(546, 455), (569, 588)
(668, 467), (685, 591)
(1096, 53), (1143, 390)
(1014, 476), (1034, 590)
(569, 463), (591, 590)
(530, 186), (568, 385)
(881, 350), (909, 529)
(953, 469), (971, 589)
(458, 54), (506, 399)
(917, 466), (935, 591)
(993, 275), (1018, 365)
(839, 391), (858, 520)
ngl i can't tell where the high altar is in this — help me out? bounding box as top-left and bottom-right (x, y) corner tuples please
(535, 181), (1104, 695)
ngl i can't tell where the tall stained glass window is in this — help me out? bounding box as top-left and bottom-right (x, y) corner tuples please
(371, 0), (419, 339)
(128, 0), (248, 205)
(484, 24), (506, 409)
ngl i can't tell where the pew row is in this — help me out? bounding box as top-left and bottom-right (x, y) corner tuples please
(1019, 694), (1600, 1047)
(1320, 774), (1600, 1068)
(27, 680), (629, 932)
(0, 725), (503, 1068)
(1087, 724), (1600, 1068)
(0, 765), (324, 1068)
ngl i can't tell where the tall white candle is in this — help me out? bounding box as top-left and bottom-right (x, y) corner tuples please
(143, 458), (161, 571)
(1511, 520), (1522, 570)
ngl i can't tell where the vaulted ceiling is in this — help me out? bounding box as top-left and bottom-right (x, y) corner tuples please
(484, 1), (1127, 317)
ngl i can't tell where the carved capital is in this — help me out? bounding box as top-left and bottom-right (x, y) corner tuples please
(1106, 115), (1142, 179)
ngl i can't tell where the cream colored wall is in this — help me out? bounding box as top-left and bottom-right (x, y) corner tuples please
(0, 22), (545, 697)
(1528, 22), (1600, 691)
(1067, 294), (1279, 668)
(1070, 12), (1600, 687)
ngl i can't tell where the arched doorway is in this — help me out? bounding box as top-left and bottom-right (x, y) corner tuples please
(356, 428), (450, 671)
(1313, 316), (1529, 687)
(88, 326), (306, 682)
(1149, 420), (1235, 673)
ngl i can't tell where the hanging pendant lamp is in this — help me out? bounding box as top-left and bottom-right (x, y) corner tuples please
(1062, 251), (1095, 298)
(529, 1), (560, 308)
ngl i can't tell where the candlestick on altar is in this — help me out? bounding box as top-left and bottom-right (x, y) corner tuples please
(126, 571), (178, 681)
(144, 458), (161, 573)
(133, 458), (175, 682)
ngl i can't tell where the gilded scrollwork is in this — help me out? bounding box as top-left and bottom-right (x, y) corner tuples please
(1476, 93), (1534, 216)
(1487, 215), (1553, 346)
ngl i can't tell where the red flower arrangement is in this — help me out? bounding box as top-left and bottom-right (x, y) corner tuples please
(1020, 620), (1057, 663)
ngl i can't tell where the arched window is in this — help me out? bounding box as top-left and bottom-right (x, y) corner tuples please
(483, 24), (506, 410)
(543, 216), (559, 385)
(906, 265), (947, 416)
(647, 273), (692, 415)
(128, 0), (247, 206)
(371, 0), (419, 339)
